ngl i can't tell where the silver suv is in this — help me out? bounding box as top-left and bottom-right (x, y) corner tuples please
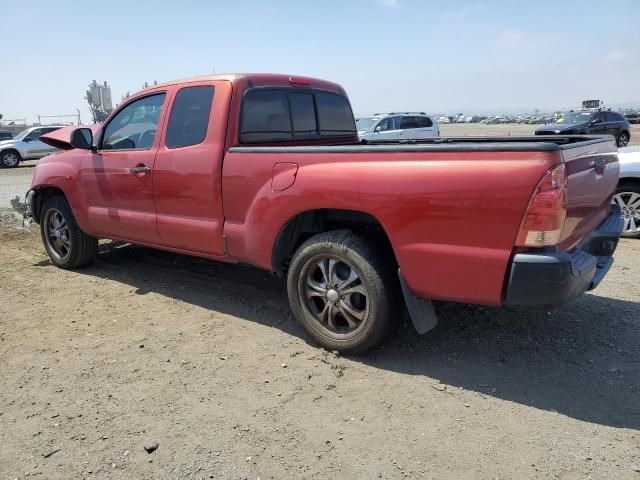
(357, 112), (439, 142)
(0, 126), (63, 168)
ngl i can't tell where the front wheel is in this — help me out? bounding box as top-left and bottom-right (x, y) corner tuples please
(614, 183), (640, 238)
(287, 230), (396, 354)
(40, 196), (98, 268)
(617, 132), (629, 148)
(0, 150), (21, 168)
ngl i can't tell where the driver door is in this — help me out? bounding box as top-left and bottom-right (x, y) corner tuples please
(80, 92), (167, 243)
(374, 116), (401, 139)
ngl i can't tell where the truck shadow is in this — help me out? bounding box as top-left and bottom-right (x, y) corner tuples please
(65, 241), (639, 431)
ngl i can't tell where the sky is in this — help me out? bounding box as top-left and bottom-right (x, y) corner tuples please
(1, 0), (639, 124)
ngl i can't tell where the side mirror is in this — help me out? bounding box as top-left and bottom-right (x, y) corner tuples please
(374, 126), (381, 133)
(70, 128), (94, 150)
(23, 137), (32, 142)
(591, 118), (602, 125)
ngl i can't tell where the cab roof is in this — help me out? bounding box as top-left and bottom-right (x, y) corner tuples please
(139, 73), (345, 95)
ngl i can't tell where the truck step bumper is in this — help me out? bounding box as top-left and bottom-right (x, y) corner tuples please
(504, 205), (624, 310)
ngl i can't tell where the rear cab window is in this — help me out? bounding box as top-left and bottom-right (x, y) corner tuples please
(239, 88), (356, 144)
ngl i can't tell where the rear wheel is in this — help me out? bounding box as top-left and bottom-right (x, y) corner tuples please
(617, 132), (629, 148)
(40, 196), (98, 268)
(614, 182), (640, 238)
(287, 230), (396, 354)
(0, 150), (21, 168)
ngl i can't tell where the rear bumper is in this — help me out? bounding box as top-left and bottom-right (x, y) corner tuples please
(504, 205), (624, 310)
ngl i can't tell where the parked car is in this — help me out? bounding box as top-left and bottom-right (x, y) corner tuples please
(616, 146), (640, 237)
(535, 111), (631, 147)
(0, 130), (13, 141)
(357, 113), (439, 141)
(623, 112), (640, 125)
(26, 73), (623, 353)
(0, 126), (64, 167)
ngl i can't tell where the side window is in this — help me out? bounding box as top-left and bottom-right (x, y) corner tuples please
(25, 129), (43, 140)
(41, 127), (62, 135)
(289, 93), (317, 137)
(102, 93), (166, 150)
(315, 92), (356, 136)
(166, 86), (214, 149)
(400, 117), (419, 130)
(414, 116), (433, 128)
(591, 113), (604, 124)
(605, 112), (621, 122)
(376, 118), (395, 131)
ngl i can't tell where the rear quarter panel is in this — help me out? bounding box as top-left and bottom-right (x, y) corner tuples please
(223, 149), (559, 304)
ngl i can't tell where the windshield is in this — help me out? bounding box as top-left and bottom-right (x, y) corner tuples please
(12, 129), (30, 140)
(555, 112), (593, 125)
(356, 117), (377, 131)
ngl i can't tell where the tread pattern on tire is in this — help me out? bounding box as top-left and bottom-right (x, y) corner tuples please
(40, 196), (98, 269)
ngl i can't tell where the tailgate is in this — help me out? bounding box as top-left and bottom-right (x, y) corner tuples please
(559, 138), (619, 250)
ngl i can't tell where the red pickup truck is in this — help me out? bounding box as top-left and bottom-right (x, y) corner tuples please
(27, 73), (624, 353)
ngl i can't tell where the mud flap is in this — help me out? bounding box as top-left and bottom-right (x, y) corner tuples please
(398, 269), (438, 334)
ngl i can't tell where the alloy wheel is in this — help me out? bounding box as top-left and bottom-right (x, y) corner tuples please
(2, 152), (19, 167)
(44, 208), (72, 261)
(618, 133), (629, 147)
(614, 192), (640, 234)
(298, 255), (370, 337)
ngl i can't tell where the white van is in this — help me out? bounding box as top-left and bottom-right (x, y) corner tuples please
(357, 113), (439, 142)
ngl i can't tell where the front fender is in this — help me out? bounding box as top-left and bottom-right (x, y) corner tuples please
(30, 157), (90, 232)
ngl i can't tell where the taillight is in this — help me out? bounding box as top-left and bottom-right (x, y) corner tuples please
(516, 164), (568, 247)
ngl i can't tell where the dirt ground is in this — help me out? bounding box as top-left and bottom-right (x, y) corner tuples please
(1, 160), (639, 479)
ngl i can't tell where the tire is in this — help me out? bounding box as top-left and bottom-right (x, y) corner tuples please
(614, 182), (640, 238)
(617, 131), (629, 148)
(287, 230), (396, 354)
(0, 149), (21, 168)
(39, 196), (98, 268)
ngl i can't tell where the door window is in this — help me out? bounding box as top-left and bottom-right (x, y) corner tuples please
(24, 129), (43, 141)
(40, 127), (62, 136)
(101, 93), (166, 150)
(166, 86), (214, 149)
(604, 112), (622, 122)
(376, 117), (397, 131)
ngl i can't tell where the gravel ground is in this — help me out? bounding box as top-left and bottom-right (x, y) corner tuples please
(1, 159), (639, 479)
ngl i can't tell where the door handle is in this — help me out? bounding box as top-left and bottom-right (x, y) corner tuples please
(130, 165), (151, 175)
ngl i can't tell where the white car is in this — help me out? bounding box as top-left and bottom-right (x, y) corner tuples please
(0, 126), (64, 168)
(616, 146), (640, 237)
(357, 113), (439, 142)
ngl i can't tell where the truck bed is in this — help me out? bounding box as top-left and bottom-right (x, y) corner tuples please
(225, 135), (619, 304)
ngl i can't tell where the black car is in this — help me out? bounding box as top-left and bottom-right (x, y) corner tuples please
(0, 130), (13, 141)
(535, 111), (631, 147)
